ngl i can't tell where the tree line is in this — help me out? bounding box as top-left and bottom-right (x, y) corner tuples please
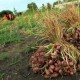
(0, 0), (78, 18)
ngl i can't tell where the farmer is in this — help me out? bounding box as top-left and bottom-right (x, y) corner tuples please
(7, 14), (14, 20)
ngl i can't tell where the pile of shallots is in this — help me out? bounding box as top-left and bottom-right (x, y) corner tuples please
(63, 28), (80, 50)
(31, 44), (80, 78)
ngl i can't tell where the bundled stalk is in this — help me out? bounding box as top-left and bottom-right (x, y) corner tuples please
(43, 14), (62, 42)
(59, 6), (80, 50)
(30, 6), (80, 78)
(60, 6), (80, 29)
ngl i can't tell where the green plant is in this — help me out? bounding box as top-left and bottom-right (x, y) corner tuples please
(0, 72), (5, 79)
(10, 56), (23, 65)
(0, 52), (10, 61)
